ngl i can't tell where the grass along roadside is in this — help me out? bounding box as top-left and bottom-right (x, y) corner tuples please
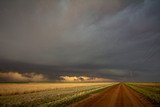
(42, 83), (116, 107)
(126, 83), (160, 104)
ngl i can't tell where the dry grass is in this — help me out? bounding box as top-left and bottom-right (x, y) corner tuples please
(0, 82), (114, 96)
(0, 82), (117, 106)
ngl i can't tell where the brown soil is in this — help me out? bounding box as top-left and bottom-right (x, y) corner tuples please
(69, 83), (154, 107)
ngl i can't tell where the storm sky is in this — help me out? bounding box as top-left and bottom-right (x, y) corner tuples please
(0, 0), (160, 82)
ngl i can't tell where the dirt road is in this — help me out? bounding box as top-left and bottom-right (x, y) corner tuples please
(70, 84), (153, 107)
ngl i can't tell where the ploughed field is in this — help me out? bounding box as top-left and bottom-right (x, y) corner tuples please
(0, 82), (160, 107)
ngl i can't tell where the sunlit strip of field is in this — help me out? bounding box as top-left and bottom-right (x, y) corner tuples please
(126, 83), (160, 104)
(0, 82), (117, 107)
(0, 82), (114, 96)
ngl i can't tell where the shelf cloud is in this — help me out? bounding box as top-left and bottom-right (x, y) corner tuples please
(0, 0), (160, 82)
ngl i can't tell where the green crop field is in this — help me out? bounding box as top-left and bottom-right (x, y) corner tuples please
(126, 83), (160, 105)
(0, 82), (116, 107)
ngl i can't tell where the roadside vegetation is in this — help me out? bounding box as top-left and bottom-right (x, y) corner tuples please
(0, 82), (116, 107)
(126, 83), (160, 105)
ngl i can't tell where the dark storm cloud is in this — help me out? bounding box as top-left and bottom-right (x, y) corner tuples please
(0, 0), (160, 82)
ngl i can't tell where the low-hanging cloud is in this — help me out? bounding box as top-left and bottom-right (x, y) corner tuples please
(60, 76), (113, 82)
(0, 72), (48, 82)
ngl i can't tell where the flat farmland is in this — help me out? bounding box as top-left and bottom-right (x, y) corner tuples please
(0, 82), (116, 107)
(0, 82), (160, 107)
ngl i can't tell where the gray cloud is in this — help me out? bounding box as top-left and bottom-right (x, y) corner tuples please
(0, 0), (160, 82)
(0, 72), (48, 82)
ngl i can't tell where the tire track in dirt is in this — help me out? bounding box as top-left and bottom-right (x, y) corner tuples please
(69, 83), (154, 107)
